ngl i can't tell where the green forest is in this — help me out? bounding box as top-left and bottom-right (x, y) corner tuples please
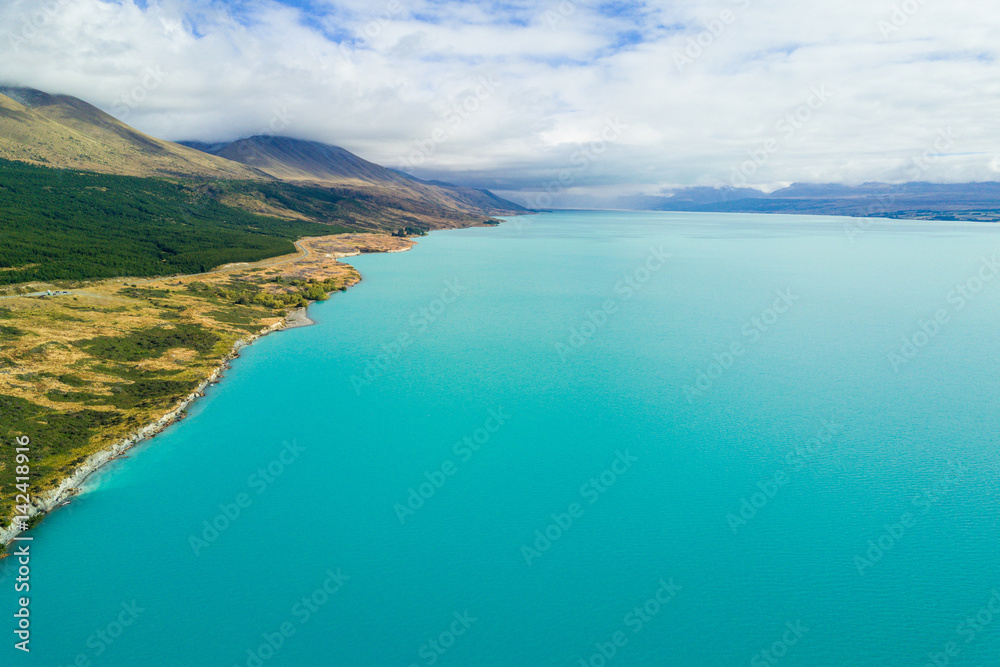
(0, 159), (354, 285)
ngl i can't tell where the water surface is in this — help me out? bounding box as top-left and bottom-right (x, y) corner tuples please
(5, 211), (1000, 666)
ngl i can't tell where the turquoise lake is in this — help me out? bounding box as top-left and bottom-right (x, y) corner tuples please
(5, 210), (1000, 666)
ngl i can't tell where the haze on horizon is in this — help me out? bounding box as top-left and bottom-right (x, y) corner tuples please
(1, 0), (999, 207)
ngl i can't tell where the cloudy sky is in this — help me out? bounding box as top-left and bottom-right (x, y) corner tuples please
(2, 0), (999, 205)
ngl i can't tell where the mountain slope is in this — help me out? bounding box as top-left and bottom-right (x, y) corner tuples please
(0, 87), (266, 180)
(0, 86), (524, 230)
(0, 158), (348, 284)
(181, 135), (526, 217)
(201, 136), (402, 185)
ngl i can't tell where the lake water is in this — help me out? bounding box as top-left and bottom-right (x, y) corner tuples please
(5, 211), (1000, 666)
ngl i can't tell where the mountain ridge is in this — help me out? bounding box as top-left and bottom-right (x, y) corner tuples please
(0, 86), (525, 229)
(178, 135), (526, 217)
(593, 182), (1000, 221)
(0, 86), (268, 180)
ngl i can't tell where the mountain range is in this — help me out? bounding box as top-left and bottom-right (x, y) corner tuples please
(0, 86), (263, 180)
(602, 182), (1000, 221)
(0, 86), (524, 230)
(1, 85), (997, 224)
(178, 135), (523, 222)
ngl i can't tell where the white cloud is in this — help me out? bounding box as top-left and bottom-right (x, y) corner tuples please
(1, 0), (999, 202)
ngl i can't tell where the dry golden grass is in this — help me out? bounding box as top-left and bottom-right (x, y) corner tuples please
(0, 233), (412, 525)
(2, 232), (410, 406)
(0, 88), (263, 180)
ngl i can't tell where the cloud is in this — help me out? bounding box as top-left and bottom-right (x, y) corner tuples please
(1, 0), (999, 204)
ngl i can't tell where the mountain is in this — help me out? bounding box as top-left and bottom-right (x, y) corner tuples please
(611, 182), (1000, 221)
(0, 87), (264, 180)
(398, 171), (531, 216)
(612, 186), (768, 211)
(178, 135), (526, 217)
(0, 86), (525, 230)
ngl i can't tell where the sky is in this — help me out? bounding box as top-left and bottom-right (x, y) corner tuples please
(1, 0), (999, 206)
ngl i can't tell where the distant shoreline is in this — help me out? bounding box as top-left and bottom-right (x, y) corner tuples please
(0, 317), (284, 549)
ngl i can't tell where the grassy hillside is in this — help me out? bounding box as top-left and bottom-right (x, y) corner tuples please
(0, 232), (412, 535)
(0, 87), (523, 238)
(0, 87), (265, 180)
(0, 159), (354, 284)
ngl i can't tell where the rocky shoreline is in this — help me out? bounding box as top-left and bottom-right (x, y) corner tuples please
(284, 306), (315, 328)
(0, 232), (424, 552)
(0, 316), (293, 548)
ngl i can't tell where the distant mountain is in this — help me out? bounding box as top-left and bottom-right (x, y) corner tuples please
(613, 186), (767, 211)
(391, 171), (530, 215)
(179, 135), (526, 217)
(0, 87), (264, 180)
(615, 182), (1000, 221)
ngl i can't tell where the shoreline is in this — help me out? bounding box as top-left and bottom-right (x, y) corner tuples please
(284, 306), (315, 328)
(0, 239), (419, 550)
(0, 317), (286, 548)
